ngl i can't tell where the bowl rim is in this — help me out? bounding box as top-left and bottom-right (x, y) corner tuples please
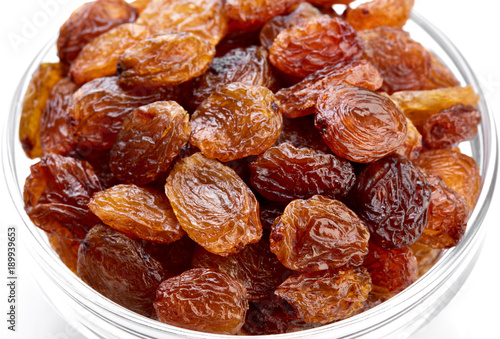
(2, 10), (498, 339)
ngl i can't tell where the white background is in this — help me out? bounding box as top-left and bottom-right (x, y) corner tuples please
(0, 1), (499, 338)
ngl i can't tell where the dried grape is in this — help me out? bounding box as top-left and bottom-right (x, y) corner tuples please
(345, 0), (414, 31)
(47, 233), (80, 274)
(394, 117), (422, 161)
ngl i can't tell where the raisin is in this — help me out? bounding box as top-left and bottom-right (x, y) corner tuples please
(409, 241), (443, 276)
(224, 0), (300, 31)
(390, 86), (480, 129)
(70, 23), (150, 85)
(359, 27), (432, 93)
(394, 117), (422, 161)
(23, 154), (103, 240)
(192, 237), (290, 302)
(20, 62), (65, 159)
(274, 268), (371, 324)
(109, 101), (190, 185)
(88, 184), (185, 244)
(307, 0), (355, 5)
(276, 116), (331, 153)
(418, 172), (469, 249)
(276, 60), (383, 118)
(259, 2), (321, 50)
(259, 201), (286, 231)
(269, 15), (363, 78)
(77, 149), (119, 189)
(315, 85), (407, 163)
(348, 154), (431, 249)
(69, 76), (179, 150)
(414, 148), (481, 213)
(363, 242), (418, 297)
(77, 224), (163, 316)
(137, 0), (228, 46)
(190, 83), (283, 162)
(345, 0), (414, 31)
(270, 195), (370, 272)
(154, 268), (248, 334)
(165, 153), (262, 255)
(424, 52), (461, 89)
(191, 46), (279, 109)
(422, 104), (481, 149)
(117, 33), (215, 87)
(40, 77), (78, 157)
(47, 233), (81, 274)
(130, 0), (151, 14)
(249, 143), (355, 202)
(57, 0), (137, 65)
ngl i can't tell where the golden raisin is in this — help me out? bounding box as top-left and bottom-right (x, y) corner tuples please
(345, 0), (414, 31)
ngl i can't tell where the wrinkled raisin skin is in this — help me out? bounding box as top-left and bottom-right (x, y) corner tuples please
(345, 0), (414, 31)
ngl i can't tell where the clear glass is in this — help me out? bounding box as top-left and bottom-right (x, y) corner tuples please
(2, 12), (498, 339)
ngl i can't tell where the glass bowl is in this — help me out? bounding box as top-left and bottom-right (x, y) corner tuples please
(3, 11), (498, 339)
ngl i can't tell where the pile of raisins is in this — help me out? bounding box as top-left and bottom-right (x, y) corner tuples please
(20, 0), (482, 335)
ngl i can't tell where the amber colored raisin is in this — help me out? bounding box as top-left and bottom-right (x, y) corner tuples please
(20, 63), (65, 159)
(192, 237), (290, 302)
(390, 86), (480, 129)
(423, 52), (461, 89)
(359, 27), (432, 93)
(348, 154), (431, 249)
(363, 242), (418, 297)
(345, 0), (414, 31)
(130, 0), (152, 14)
(40, 77), (78, 156)
(276, 116), (331, 153)
(47, 233), (81, 274)
(417, 172), (469, 249)
(70, 23), (149, 85)
(191, 46), (279, 109)
(154, 268), (248, 334)
(249, 143), (355, 202)
(77, 224), (163, 316)
(88, 184), (185, 244)
(414, 148), (481, 213)
(259, 2), (321, 50)
(165, 153), (262, 255)
(225, 0), (300, 31)
(409, 241), (442, 277)
(69, 76), (180, 150)
(275, 268), (371, 324)
(190, 83), (283, 162)
(109, 101), (190, 185)
(269, 15), (363, 78)
(270, 195), (369, 272)
(422, 104), (481, 149)
(394, 117), (422, 161)
(117, 33), (215, 87)
(57, 0), (137, 65)
(137, 0), (228, 46)
(24, 154), (103, 240)
(276, 60), (383, 118)
(315, 85), (407, 163)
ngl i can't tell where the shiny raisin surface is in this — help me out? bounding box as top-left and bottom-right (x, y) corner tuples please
(274, 268), (371, 324)
(20, 63), (65, 159)
(270, 195), (370, 272)
(77, 224), (163, 316)
(154, 268), (248, 334)
(348, 154), (431, 249)
(315, 85), (407, 163)
(424, 52), (460, 89)
(117, 33), (215, 87)
(249, 143), (355, 202)
(414, 148), (481, 212)
(88, 184), (185, 244)
(70, 23), (149, 85)
(345, 0), (414, 31)
(57, 0), (137, 64)
(192, 237), (290, 302)
(276, 60), (383, 118)
(394, 117), (422, 161)
(109, 101), (190, 184)
(363, 242), (418, 297)
(422, 104), (481, 149)
(191, 83), (283, 162)
(165, 153), (262, 255)
(137, 0), (228, 46)
(47, 233), (81, 274)
(24, 154), (103, 240)
(269, 15), (363, 78)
